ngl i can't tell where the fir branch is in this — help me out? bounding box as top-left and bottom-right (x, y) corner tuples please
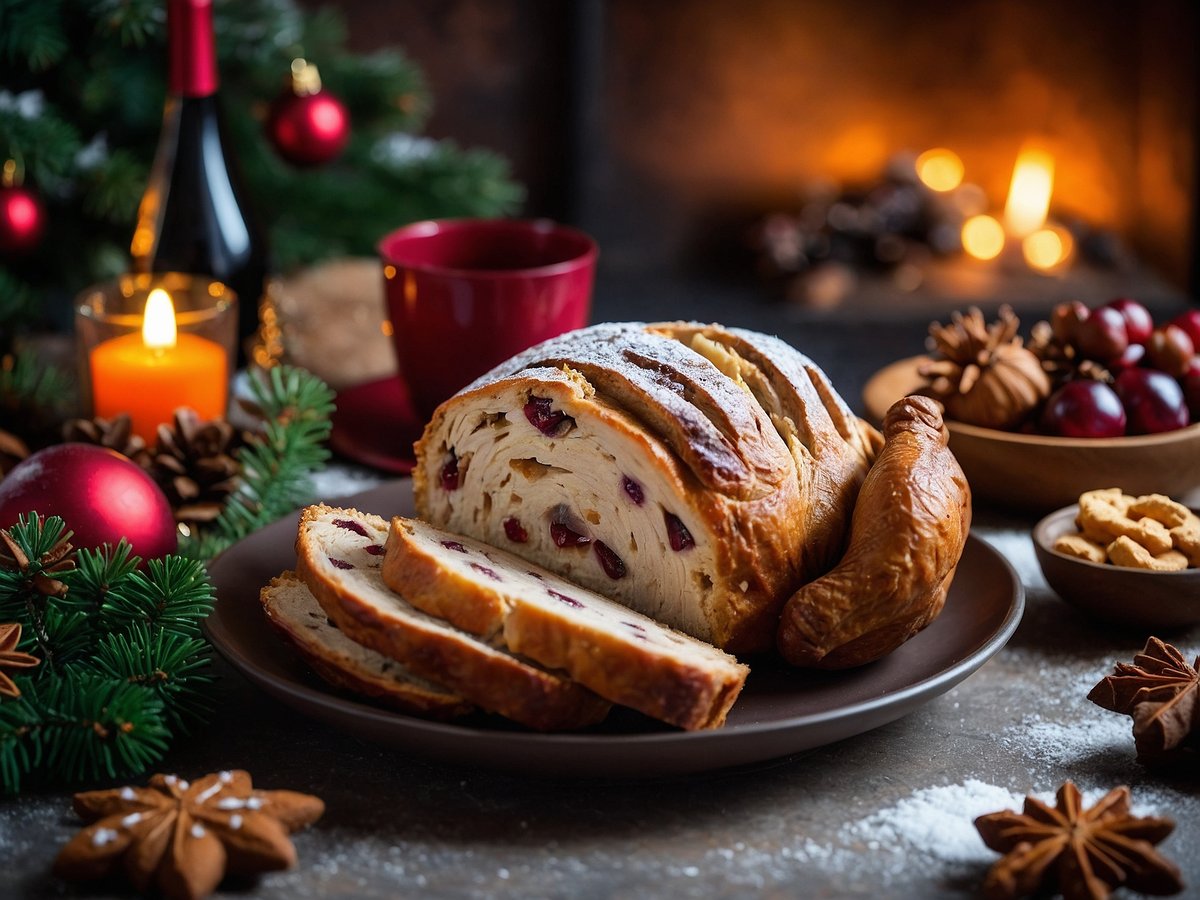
(0, 671), (171, 793)
(0, 0), (68, 71)
(191, 365), (333, 558)
(80, 147), (147, 223)
(0, 349), (75, 420)
(0, 514), (74, 621)
(100, 555), (214, 637)
(90, 623), (213, 733)
(60, 539), (139, 619)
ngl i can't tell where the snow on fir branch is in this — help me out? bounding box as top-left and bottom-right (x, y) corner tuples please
(0, 514), (214, 793)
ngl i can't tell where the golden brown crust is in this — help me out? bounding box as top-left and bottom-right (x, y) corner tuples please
(776, 395), (971, 669)
(295, 505), (611, 731)
(260, 572), (474, 720)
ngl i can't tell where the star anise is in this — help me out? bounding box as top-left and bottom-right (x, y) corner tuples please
(975, 781), (1184, 900)
(1088, 637), (1199, 766)
(54, 769), (324, 900)
(0, 521), (74, 598)
(0, 622), (39, 698)
(62, 412), (152, 468)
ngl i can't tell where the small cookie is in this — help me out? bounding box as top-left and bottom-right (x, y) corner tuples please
(1169, 517), (1200, 567)
(1078, 493), (1173, 555)
(1053, 533), (1106, 564)
(1106, 536), (1188, 572)
(1128, 494), (1192, 529)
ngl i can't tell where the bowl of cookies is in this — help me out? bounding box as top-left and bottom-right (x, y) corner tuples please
(1033, 488), (1200, 628)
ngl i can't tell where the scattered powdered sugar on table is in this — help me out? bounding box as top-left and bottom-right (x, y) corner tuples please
(1003, 710), (1134, 769)
(838, 779), (1022, 871)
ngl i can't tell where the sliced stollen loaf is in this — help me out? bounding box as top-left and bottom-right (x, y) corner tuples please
(294, 505), (611, 731)
(382, 516), (750, 730)
(413, 322), (879, 653)
(260, 571), (474, 720)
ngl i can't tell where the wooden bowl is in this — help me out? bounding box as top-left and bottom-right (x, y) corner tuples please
(1033, 504), (1200, 628)
(863, 356), (1200, 514)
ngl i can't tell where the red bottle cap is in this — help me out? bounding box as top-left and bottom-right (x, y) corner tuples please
(168, 0), (219, 97)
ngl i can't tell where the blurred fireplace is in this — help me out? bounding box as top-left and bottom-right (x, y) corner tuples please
(328, 0), (1199, 300)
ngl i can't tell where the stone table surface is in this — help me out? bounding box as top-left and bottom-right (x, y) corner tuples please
(4, 281), (1199, 899)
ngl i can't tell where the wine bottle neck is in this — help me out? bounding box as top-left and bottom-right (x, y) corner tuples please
(168, 0), (219, 98)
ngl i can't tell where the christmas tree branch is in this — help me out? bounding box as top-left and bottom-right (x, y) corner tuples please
(189, 365), (334, 559)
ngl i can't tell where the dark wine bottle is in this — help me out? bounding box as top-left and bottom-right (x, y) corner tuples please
(131, 0), (268, 362)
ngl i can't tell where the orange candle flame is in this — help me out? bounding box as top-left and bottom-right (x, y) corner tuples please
(1004, 146), (1055, 237)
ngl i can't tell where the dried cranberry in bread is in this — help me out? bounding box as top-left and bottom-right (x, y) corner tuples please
(260, 571), (473, 720)
(383, 516), (749, 730)
(294, 505), (610, 731)
(414, 322), (878, 652)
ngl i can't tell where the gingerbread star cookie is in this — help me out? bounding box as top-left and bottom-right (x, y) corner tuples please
(54, 770), (324, 900)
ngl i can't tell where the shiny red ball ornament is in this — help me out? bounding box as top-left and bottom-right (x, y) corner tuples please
(0, 444), (177, 559)
(0, 182), (45, 256)
(267, 58), (350, 167)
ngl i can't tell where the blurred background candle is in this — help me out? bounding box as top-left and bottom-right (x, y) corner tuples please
(76, 273), (236, 442)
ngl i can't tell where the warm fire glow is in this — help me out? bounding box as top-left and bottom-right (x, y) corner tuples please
(142, 288), (178, 350)
(1023, 225), (1074, 271)
(961, 215), (1005, 260)
(1003, 146), (1055, 237)
(915, 148), (964, 192)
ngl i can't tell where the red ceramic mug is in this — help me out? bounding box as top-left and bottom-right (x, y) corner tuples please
(378, 218), (597, 419)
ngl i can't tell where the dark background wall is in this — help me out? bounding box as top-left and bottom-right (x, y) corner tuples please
(315, 0), (1200, 289)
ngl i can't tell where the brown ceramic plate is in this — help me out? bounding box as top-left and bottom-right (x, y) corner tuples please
(206, 481), (1024, 779)
(863, 355), (1200, 513)
(1033, 503), (1200, 629)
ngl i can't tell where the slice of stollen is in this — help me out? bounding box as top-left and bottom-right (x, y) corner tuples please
(294, 505), (611, 731)
(383, 517), (750, 730)
(260, 571), (474, 720)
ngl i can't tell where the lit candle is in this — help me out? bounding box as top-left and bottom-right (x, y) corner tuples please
(1003, 146), (1055, 237)
(90, 288), (228, 441)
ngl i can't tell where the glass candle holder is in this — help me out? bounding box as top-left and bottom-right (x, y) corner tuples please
(75, 273), (237, 442)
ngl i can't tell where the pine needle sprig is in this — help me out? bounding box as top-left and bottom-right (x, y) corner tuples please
(190, 365), (333, 559)
(60, 540), (140, 618)
(89, 624), (214, 733)
(0, 513), (74, 611)
(100, 556), (215, 637)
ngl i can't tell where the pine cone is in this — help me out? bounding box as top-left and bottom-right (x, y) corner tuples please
(0, 428), (29, 480)
(151, 408), (241, 525)
(62, 414), (152, 468)
(918, 305), (1051, 430)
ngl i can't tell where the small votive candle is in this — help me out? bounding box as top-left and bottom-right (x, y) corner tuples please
(76, 274), (237, 442)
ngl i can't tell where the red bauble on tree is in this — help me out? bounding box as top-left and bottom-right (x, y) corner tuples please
(0, 160), (45, 257)
(0, 444), (178, 559)
(266, 58), (350, 167)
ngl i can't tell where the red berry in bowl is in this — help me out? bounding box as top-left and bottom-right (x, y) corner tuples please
(1073, 306), (1128, 362)
(1114, 368), (1190, 434)
(1169, 309), (1200, 348)
(1182, 358), (1200, 421)
(1144, 325), (1195, 378)
(1104, 298), (1154, 345)
(1109, 342), (1145, 372)
(1039, 381), (1126, 438)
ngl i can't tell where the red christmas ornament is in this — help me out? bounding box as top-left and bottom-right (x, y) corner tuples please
(0, 444), (177, 559)
(267, 58), (350, 167)
(0, 160), (45, 257)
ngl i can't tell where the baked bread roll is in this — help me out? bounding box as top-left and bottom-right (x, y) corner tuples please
(414, 322), (878, 652)
(777, 396), (971, 668)
(382, 516), (749, 729)
(294, 505), (611, 731)
(260, 571), (473, 719)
